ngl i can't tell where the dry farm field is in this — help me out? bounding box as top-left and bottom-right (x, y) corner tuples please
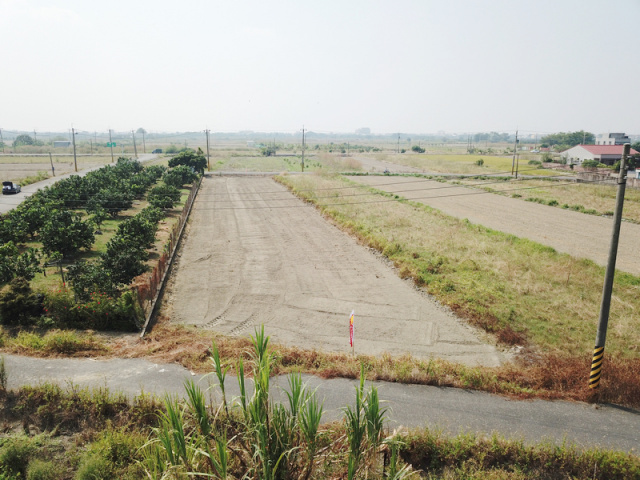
(0, 155), (116, 185)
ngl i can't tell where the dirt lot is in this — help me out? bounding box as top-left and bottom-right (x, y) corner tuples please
(351, 176), (640, 276)
(163, 176), (506, 366)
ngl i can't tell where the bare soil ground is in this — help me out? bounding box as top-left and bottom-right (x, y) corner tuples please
(162, 176), (506, 366)
(352, 176), (640, 276)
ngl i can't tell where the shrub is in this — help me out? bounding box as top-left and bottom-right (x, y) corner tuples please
(27, 459), (64, 480)
(75, 456), (112, 480)
(0, 436), (35, 478)
(475, 159), (484, 166)
(411, 145), (425, 153)
(44, 289), (141, 331)
(0, 277), (43, 326)
(67, 261), (118, 302)
(582, 159), (604, 168)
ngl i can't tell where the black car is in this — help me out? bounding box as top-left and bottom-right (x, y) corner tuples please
(152, 148), (163, 154)
(2, 181), (21, 194)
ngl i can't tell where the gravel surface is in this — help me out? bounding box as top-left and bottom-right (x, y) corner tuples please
(164, 176), (506, 366)
(353, 176), (640, 276)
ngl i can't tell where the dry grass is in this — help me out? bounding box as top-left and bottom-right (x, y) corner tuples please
(374, 153), (562, 177)
(459, 177), (640, 223)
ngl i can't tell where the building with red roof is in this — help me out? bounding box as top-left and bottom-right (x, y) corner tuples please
(560, 144), (639, 166)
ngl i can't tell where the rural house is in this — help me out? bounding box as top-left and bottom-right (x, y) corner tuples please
(560, 144), (639, 166)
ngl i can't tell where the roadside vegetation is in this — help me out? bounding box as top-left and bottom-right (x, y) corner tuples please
(0, 331), (638, 479)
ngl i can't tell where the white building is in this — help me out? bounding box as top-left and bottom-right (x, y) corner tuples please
(560, 145), (639, 166)
(596, 133), (630, 145)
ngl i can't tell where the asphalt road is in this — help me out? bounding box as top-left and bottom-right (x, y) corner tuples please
(0, 153), (157, 215)
(4, 354), (639, 454)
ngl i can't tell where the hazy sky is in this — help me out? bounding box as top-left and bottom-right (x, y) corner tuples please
(1, 0), (639, 135)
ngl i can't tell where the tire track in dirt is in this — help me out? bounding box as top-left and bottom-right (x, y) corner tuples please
(164, 176), (506, 366)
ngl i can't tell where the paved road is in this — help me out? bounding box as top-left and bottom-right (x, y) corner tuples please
(4, 354), (639, 454)
(352, 176), (640, 276)
(0, 154), (157, 215)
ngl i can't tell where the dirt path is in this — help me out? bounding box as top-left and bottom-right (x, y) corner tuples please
(352, 176), (640, 276)
(164, 176), (506, 366)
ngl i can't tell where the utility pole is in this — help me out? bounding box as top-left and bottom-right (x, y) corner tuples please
(589, 144), (630, 390)
(301, 126), (305, 172)
(109, 129), (114, 163)
(205, 129), (210, 170)
(142, 130), (146, 153)
(49, 152), (55, 176)
(90, 138), (93, 155)
(397, 133), (400, 154)
(0, 128), (4, 152)
(511, 129), (518, 176)
(71, 127), (78, 172)
(33, 130), (37, 144)
(132, 130), (138, 159)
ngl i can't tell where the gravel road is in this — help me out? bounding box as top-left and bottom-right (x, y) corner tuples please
(165, 176), (506, 366)
(352, 176), (640, 276)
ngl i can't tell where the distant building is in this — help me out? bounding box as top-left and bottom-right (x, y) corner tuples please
(560, 144), (639, 166)
(596, 133), (630, 145)
(355, 127), (371, 135)
(53, 141), (71, 147)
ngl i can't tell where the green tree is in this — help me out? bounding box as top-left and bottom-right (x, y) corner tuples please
(40, 210), (95, 258)
(86, 188), (134, 218)
(162, 165), (198, 188)
(148, 184), (181, 209)
(116, 216), (158, 248)
(411, 145), (425, 153)
(100, 237), (148, 286)
(12, 134), (34, 147)
(168, 149), (207, 174)
(540, 131), (594, 148)
(0, 242), (41, 284)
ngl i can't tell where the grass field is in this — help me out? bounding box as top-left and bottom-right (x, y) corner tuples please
(374, 152), (565, 177)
